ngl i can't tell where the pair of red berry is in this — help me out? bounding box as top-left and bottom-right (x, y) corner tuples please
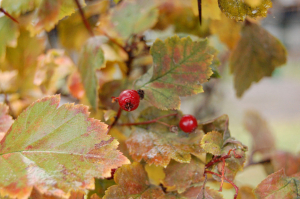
(117, 90), (198, 133)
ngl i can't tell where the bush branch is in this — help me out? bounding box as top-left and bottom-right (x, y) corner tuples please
(73, 0), (94, 36)
(0, 8), (18, 23)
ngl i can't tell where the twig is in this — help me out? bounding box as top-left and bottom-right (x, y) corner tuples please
(198, 0), (202, 25)
(205, 170), (239, 199)
(0, 8), (19, 23)
(73, 0), (94, 37)
(205, 149), (242, 169)
(118, 113), (177, 126)
(107, 107), (122, 134)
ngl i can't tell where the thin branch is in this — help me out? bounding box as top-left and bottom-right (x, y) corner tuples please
(198, 0), (202, 25)
(205, 149), (242, 169)
(205, 170), (239, 199)
(73, 0), (94, 37)
(0, 8), (19, 23)
(118, 113), (177, 126)
(107, 107), (122, 134)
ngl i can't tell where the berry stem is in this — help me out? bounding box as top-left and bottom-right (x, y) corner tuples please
(73, 0), (94, 37)
(0, 8), (19, 23)
(107, 107), (122, 134)
(205, 149), (242, 169)
(118, 113), (177, 126)
(205, 170), (239, 199)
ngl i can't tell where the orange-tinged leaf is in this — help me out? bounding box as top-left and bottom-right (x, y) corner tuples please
(0, 103), (13, 134)
(272, 151), (300, 176)
(126, 107), (205, 167)
(237, 186), (256, 199)
(78, 36), (105, 109)
(27, 0), (86, 35)
(210, 14), (242, 50)
(230, 22), (287, 97)
(67, 71), (85, 100)
(254, 169), (300, 199)
(1, 0), (42, 16)
(0, 15), (19, 61)
(99, 0), (158, 40)
(103, 162), (165, 199)
(201, 131), (223, 156)
(163, 157), (205, 193)
(244, 111), (275, 156)
(218, 0), (272, 21)
(0, 95), (129, 199)
(135, 35), (214, 110)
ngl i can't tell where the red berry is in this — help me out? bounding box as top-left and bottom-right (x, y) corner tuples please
(179, 115), (198, 133)
(118, 90), (140, 111)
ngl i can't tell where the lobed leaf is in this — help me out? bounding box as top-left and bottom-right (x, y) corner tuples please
(218, 0), (272, 21)
(135, 35), (214, 110)
(0, 16), (19, 61)
(201, 131), (223, 156)
(254, 169), (300, 199)
(126, 107), (205, 167)
(99, 0), (158, 40)
(0, 95), (129, 199)
(78, 37), (105, 110)
(163, 157), (205, 193)
(103, 162), (164, 199)
(230, 21), (287, 97)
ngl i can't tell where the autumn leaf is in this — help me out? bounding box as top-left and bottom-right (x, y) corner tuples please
(210, 14), (242, 50)
(67, 71), (85, 99)
(237, 186), (256, 199)
(254, 169), (300, 199)
(195, 186), (224, 199)
(245, 0), (263, 8)
(192, 0), (222, 20)
(99, 0), (159, 40)
(230, 21), (287, 97)
(201, 131), (223, 156)
(163, 157), (205, 193)
(135, 35), (214, 110)
(244, 111), (275, 156)
(27, 0), (86, 35)
(272, 151), (300, 176)
(103, 162), (165, 199)
(0, 103), (13, 134)
(0, 95), (129, 199)
(87, 179), (115, 199)
(0, 70), (18, 93)
(78, 36), (105, 109)
(0, 15), (19, 61)
(218, 0), (272, 21)
(0, 0), (41, 16)
(126, 107), (205, 167)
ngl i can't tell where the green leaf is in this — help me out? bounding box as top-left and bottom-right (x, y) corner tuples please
(0, 95), (129, 199)
(218, 0), (272, 21)
(78, 36), (105, 109)
(0, 16), (19, 61)
(87, 178), (116, 199)
(163, 157), (205, 193)
(201, 131), (223, 156)
(254, 169), (300, 199)
(230, 21), (287, 97)
(103, 162), (165, 199)
(99, 0), (158, 40)
(135, 35), (214, 110)
(1, 0), (42, 16)
(26, 0), (86, 35)
(126, 107), (205, 167)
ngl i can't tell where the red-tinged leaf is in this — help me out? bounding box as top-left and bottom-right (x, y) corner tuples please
(201, 131), (223, 156)
(163, 157), (205, 193)
(0, 15), (19, 61)
(196, 186), (224, 199)
(254, 169), (300, 199)
(0, 103), (13, 134)
(78, 37), (105, 109)
(272, 151), (300, 176)
(27, 0), (86, 35)
(244, 111), (275, 156)
(135, 35), (214, 110)
(67, 71), (85, 100)
(230, 21), (287, 97)
(30, 188), (85, 199)
(99, 0), (159, 40)
(237, 186), (256, 199)
(200, 114), (231, 141)
(218, 0), (272, 21)
(126, 107), (205, 167)
(103, 162), (165, 199)
(0, 95), (129, 199)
